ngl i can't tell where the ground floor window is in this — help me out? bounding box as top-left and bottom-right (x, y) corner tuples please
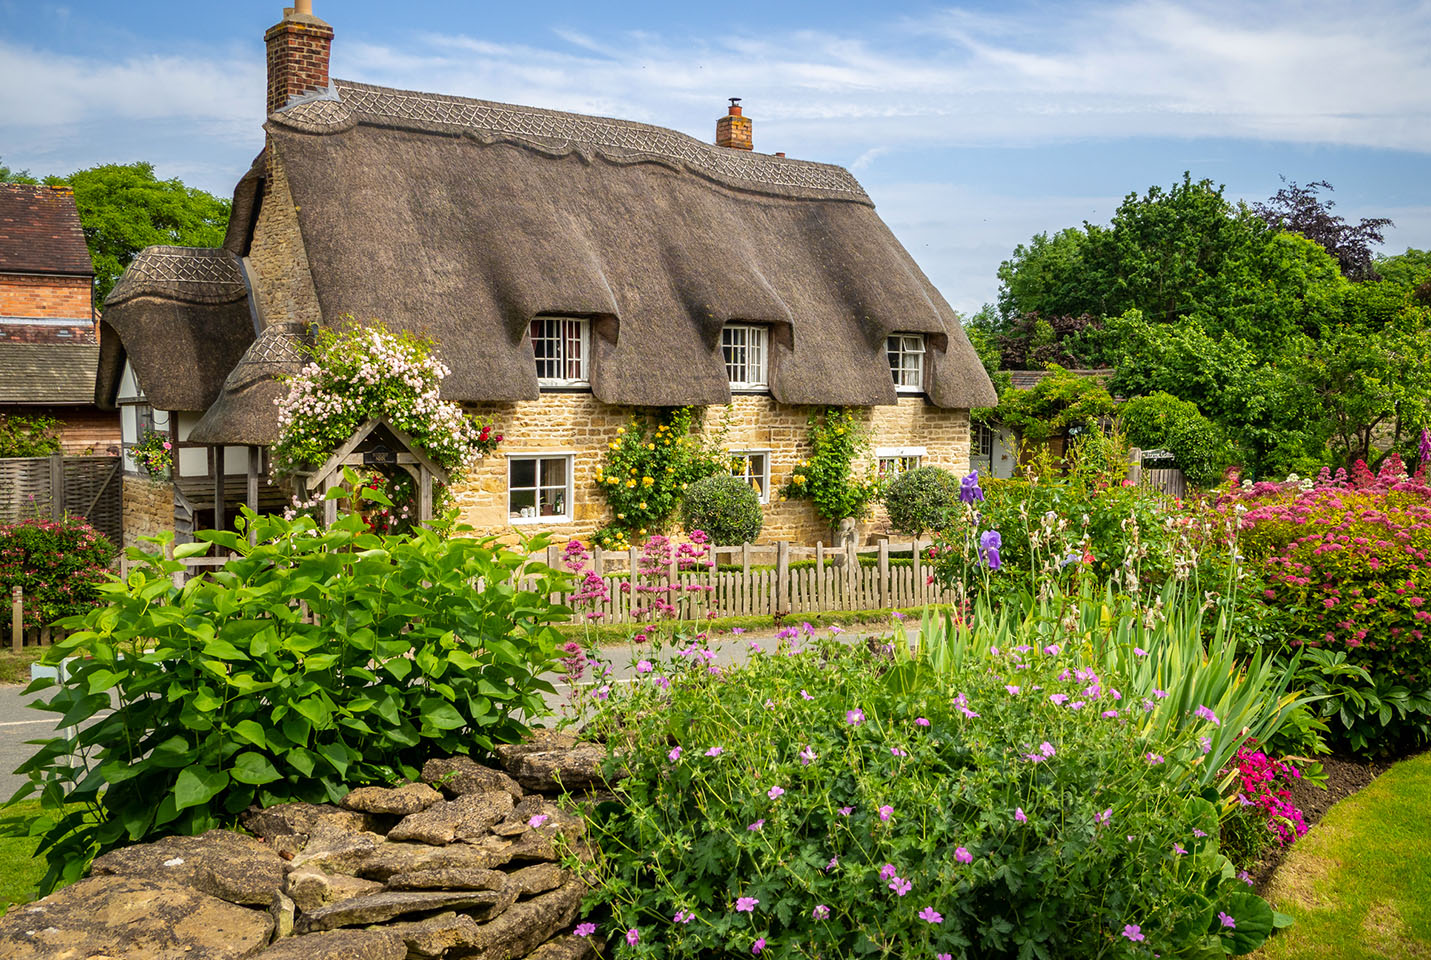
(728, 450), (771, 503)
(975, 423), (995, 459)
(508, 454), (573, 522)
(875, 445), (925, 478)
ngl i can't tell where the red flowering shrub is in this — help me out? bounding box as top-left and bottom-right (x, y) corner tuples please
(1229, 460), (1431, 686)
(0, 517), (117, 629)
(1228, 747), (1308, 846)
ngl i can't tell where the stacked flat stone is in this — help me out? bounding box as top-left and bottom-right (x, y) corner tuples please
(0, 730), (616, 960)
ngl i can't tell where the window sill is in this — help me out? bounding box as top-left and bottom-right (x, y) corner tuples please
(537, 381), (592, 391)
(509, 515), (572, 526)
(729, 386), (770, 394)
(894, 387), (926, 396)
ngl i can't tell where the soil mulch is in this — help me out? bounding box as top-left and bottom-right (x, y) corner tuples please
(1248, 754), (1394, 891)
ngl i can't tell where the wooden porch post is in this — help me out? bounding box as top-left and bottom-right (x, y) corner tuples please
(246, 446), (261, 543)
(212, 447), (226, 532)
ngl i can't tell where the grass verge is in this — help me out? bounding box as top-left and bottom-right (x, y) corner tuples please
(1255, 751), (1431, 959)
(556, 605), (949, 644)
(0, 650), (41, 686)
(0, 801), (48, 915)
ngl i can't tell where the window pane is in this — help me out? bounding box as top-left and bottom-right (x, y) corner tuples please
(510, 458), (536, 488)
(509, 488), (536, 516)
(540, 457), (567, 487)
(539, 487), (566, 516)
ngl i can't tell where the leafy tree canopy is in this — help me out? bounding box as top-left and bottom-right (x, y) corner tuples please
(1254, 178), (1393, 282)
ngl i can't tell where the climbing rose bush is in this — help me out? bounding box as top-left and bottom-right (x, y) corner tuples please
(572, 637), (1280, 958)
(272, 321), (499, 480)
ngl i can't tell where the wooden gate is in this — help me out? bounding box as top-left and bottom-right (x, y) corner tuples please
(0, 454), (123, 544)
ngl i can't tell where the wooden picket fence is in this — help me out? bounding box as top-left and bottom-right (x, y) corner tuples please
(537, 539), (952, 625)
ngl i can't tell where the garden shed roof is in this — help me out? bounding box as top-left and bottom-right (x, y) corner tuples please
(238, 79), (995, 410)
(95, 246), (257, 412)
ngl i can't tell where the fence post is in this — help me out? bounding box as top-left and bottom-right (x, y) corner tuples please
(628, 546), (640, 624)
(878, 539), (890, 610)
(48, 454), (65, 520)
(1128, 447), (1143, 487)
(776, 540), (790, 613)
(11, 585), (21, 652)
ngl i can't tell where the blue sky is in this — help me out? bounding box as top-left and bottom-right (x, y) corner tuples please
(2, 0), (1428, 315)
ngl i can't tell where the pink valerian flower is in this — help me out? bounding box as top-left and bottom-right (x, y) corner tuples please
(573, 922), (597, 937)
(888, 877), (912, 896)
(812, 904), (830, 920)
(918, 906), (943, 924)
(752, 938), (766, 954)
(846, 709), (865, 725)
(954, 847), (973, 864)
(879, 805), (894, 821)
(736, 897), (759, 913)
(767, 786), (786, 800)
(1122, 924), (1144, 942)
(626, 928), (640, 945)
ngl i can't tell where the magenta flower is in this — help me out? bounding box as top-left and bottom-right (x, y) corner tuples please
(626, 928), (640, 945)
(573, 922), (596, 937)
(636, 659), (653, 673)
(1219, 911), (1236, 929)
(669, 746), (682, 762)
(879, 805), (894, 821)
(891, 747), (908, 757)
(1101, 709), (1118, 718)
(768, 785), (785, 800)
(803, 621), (815, 635)
(918, 906), (943, 924)
(800, 745), (818, 765)
(1173, 843), (1187, 855)
(1095, 808), (1112, 826)
(826, 857), (838, 871)
(1195, 704), (1222, 726)
(1153, 689), (1168, 699)
(1122, 924), (1144, 942)
(954, 846), (973, 864)
(1049, 693), (1069, 706)
(1193, 828), (1208, 838)
(1005, 685), (1020, 695)
(812, 904), (830, 920)
(528, 814), (549, 828)
(1199, 735), (1212, 754)
(1146, 752), (1165, 765)
(752, 938), (766, 954)
(748, 819), (765, 831)
(673, 909), (695, 924)
(915, 716), (931, 727)
(705, 746), (723, 757)
(801, 689), (814, 700)
(880, 863), (898, 880)
(1133, 647), (1148, 656)
(938, 954), (953, 960)
(838, 806), (853, 816)
(846, 709), (865, 725)
(888, 877), (912, 896)
(736, 897), (759, 913)
(1014, 807), (1027, 823)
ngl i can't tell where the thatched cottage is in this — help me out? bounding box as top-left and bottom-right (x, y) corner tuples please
(97, 2), (995, 548)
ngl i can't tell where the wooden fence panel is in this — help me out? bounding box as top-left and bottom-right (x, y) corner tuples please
(1, 454), (122, 546)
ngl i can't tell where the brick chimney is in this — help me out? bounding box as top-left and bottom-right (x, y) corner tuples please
(716, 98), (753, 151)
(265, 1), (334, 115)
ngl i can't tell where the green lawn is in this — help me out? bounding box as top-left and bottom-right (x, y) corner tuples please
(0, 801), (49, 915)
(1256, 751), (1431, 959)
(0, 650), (42, 686)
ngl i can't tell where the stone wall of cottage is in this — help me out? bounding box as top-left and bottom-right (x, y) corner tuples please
(453, 394), (970, 545)
(121, 476), (174, 550)
(247, 151), (324, 331)
(0, 274), (91, 320)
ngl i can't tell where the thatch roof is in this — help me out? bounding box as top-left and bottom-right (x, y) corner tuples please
(96, 246), (257, 412)
(189, 322), (310, 445)
(0, 183), (93, 277)
(0, 342), (100, 404)
(251, 80), (995, 409)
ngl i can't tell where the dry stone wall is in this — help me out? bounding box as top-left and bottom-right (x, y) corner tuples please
(457, 393), (971, 545)
(0, 731), (606, 960)
(120, 475), (174, 549)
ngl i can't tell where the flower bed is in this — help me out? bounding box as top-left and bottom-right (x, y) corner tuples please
(573, 635), (1283, 957)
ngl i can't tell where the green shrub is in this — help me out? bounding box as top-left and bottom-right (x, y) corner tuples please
(0, 517), (117, 630)
(882, 466), (959, 536)
(576, 636), (1283, 957)
(0, 415), (61, 458)
(1120, 392), (1232, 487)
(680, 474), (763, 545)
(996, 365), (1117, 443)
(781, 408), (880, 526)
(12, 509), (570, 894)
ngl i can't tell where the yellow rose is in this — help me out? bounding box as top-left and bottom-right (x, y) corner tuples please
(630, 467), (637, 475)
(639, 501), (647, 509)
(793, 474), (806, 485)
(646, 443), (655, 450)
(617, 513), (626, 519)
(681, 483), (688, 490)
(639, 528), (647, 535)
(608, 442), (617, 450)
(642, 476), (654, 486)
(666, 466), (674, 474)
(626, 479), (636, 488)
(617, 427), (625, 435)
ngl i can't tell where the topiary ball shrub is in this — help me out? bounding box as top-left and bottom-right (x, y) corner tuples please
(681, 474), (763, 545)
(883, 466), (960, 536)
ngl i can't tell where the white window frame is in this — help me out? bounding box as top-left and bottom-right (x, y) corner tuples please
(887, 333), (926, 392)
(728, 449), (771, 503)
(975, 423), (995, 459)
(722, 323), (769, 390)
(531, 317), (590, 387)
(875, 445), (925, 478)
(506, 453), (575, 524)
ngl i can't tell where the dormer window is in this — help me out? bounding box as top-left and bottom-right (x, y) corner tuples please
(887, 333), (925, 392)
(532, 317), (589, 386)
(722, 323), (768, 390)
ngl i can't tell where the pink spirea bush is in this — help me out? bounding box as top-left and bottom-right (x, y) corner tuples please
(1227, 457), (1431, 685)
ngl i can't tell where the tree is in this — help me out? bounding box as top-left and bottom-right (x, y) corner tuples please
(1254, 179), (1392, 282)
(1, 158), (37, 184)
(43, 163), (230, 304)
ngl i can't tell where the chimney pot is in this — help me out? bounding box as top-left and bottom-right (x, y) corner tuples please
(774, 152), (785, 158)
(716, 98), (753, 151)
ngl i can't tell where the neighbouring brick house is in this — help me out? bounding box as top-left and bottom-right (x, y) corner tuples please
(96, 2), (995, 548)
(0, 183), (119, 455)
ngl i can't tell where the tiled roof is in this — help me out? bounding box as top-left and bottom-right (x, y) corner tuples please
(1007, 368), (1114, 391)
(0, 342), (100, 404)
(0, 183), (94, 276)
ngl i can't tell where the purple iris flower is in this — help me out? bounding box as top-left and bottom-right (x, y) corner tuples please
(960, 471), (985, 504)
(979, 529), (1002, 571)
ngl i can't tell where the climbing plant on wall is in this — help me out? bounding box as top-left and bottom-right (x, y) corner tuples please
(781, 407), (881, 527)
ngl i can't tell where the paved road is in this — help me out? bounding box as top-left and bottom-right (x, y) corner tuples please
(0, 627), (906, 798)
